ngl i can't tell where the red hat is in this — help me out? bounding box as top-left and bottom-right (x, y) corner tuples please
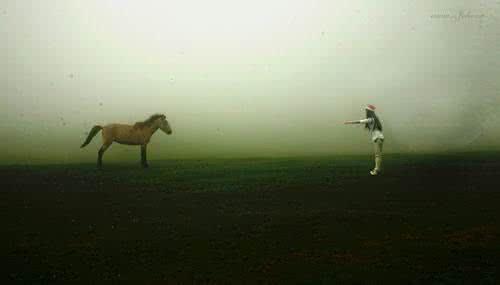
(365, 104), (376, 111)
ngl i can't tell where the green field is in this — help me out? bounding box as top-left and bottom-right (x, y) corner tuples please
(1, 153), (500, 283)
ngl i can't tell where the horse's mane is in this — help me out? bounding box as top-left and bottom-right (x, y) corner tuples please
(133, 114), (166, 129)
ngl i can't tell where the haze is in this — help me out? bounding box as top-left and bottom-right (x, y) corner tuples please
(2, 0), (499, 164)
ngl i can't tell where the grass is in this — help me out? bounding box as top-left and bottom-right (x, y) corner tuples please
(1, 152), (499, 283)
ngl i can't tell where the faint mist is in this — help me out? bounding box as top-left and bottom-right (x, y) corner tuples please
(1, 0), (499, 164)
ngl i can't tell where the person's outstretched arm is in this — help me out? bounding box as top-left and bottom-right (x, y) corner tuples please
(343, 118), (373, 124)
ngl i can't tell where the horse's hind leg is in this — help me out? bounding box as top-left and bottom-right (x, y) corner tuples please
(97, 143), (112, 168)
(141, 144), (148, 168)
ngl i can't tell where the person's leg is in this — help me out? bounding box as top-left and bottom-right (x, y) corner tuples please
(370, 140), (383, 175)
(374, 140), (383, 173)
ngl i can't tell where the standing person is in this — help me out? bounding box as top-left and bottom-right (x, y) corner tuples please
(344, 104), (385, 175)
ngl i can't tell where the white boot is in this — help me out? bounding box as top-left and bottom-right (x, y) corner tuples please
(375, 156), (382, 174)
(371, 140), (383, 176)
(371, 157), (382, 175)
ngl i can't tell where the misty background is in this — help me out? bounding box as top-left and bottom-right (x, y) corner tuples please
(1, 0), (499, 164)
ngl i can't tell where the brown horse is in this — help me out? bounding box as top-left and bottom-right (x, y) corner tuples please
(81, 114), (172, 168)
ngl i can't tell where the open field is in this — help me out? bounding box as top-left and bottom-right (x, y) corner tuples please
(1, 153), (500, 283)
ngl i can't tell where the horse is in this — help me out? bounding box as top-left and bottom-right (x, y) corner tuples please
(80, 114), (172, 168)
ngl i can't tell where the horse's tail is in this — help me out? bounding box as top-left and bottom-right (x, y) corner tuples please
(80, 125), (102, 148)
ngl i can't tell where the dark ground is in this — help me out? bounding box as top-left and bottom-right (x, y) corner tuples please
(1, 152), (500, 283)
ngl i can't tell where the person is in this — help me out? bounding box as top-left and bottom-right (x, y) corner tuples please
(344, 104), (385, 175)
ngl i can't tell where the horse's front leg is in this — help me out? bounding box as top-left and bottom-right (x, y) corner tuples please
(141, 144), (149, 168)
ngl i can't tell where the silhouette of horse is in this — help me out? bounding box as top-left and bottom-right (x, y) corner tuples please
(81, 114), (172, 168)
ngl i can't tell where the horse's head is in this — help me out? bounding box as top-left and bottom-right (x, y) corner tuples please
(157, 115), (172, 135)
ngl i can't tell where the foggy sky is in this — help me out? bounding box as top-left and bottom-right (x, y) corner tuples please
(1, 0), (499, 164)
